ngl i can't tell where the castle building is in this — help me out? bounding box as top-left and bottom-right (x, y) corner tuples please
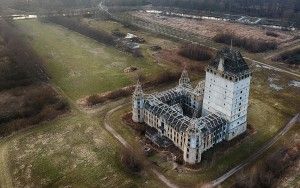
(132, 48), (252, 164)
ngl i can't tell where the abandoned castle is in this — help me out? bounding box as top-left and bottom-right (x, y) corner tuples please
(132, 48), (252, 164)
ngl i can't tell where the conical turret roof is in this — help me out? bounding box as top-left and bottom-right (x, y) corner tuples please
(179, 68), (192, 88)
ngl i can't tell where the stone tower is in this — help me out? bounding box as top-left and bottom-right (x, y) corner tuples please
(202, 48), (251, 140)
(183, 119), (202, 164)
(132, 80), (145, 123)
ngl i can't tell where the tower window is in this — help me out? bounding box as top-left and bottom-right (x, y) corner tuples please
(240, 91), (243, 93)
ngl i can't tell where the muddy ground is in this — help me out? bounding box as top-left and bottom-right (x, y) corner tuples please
(132, 11), (299, 49)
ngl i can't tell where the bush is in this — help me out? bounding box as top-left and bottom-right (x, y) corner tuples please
(272, 47), (300, 65)
(86, 70), (180, 106)
(87, 87), (133, 106)
(233, 145), (299, 188)
(266, 31), (279, 37)
(178, 44), (213, 61)
(42, 17), (117, 46)
(121, 148), (143, 173)
(0, 85), (69, 136)
(145, 70), (181, 87)
(213, 32), (277, 53)
(112, 30), (126, 38)
(0, 19), (49, 90)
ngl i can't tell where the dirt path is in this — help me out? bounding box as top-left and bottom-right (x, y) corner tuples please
(104, 103), (179, 188)
(0, 141), (13, 188)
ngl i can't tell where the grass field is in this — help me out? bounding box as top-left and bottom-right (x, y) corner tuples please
(6, 107), (163, 188)
(0, 19), (175, 188)
(16, 20), (168, 100)
(0, 17), (298, 188)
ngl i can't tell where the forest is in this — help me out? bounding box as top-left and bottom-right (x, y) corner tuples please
(0, 19), (69, 136)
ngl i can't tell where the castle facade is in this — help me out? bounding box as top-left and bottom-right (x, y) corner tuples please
(132, 48), (252, 164)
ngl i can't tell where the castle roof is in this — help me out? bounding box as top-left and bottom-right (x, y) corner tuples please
(179, 68), (192, 89)
(209, 48), (249, 75)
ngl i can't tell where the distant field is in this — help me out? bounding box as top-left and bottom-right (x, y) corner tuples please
(16, 20), (167, 100)
(81, 18), (178, 50)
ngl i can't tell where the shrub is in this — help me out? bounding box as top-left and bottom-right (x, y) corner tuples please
(272, 47), (300, 65)
(112, 30), (126, 38)
(178, 44), (213, 61)
(266, 31), (279, 37)
(42, 17), (117, 46)
(213, 32), (277, 53)
(86, 94), (107, 106)
(120, 148), (143, 173)
(86, 88), (133, 106)
(86, 70), (180, 106)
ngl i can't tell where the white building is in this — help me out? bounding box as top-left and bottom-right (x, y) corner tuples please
(132, 48), (252, 164)
(202, 48), (252, 140)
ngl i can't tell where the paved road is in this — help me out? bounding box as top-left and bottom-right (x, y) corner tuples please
(210, 113), (300, 186)
(104, 103), (179, 188)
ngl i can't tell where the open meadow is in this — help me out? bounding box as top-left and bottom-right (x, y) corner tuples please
(0, 15), (299, 188)
(16, 19), (169, 100)
(0, 18), (178, 187)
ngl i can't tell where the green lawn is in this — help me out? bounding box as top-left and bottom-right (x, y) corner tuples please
(16, 20), (166, 100)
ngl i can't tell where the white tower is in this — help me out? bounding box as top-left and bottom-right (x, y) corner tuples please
(132, 80), (145, 123)
(202, 48), (251, 140)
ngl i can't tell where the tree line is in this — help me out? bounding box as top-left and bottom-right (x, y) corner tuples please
(233, 144), (299, 188)
(42, 17), (117, 46)
(213, 32), (277, 53)
(0, 19), (48, 90)
(178, 44), (213, 61)
(0, 18), (69, 136)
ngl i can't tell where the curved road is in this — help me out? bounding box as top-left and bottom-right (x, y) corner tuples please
(210, 113), (300, 186)
(104, 102), (299, 187)
(104, 103), (179, 188)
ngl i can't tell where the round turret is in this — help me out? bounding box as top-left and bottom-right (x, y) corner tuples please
(132, 80), (145, 123)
